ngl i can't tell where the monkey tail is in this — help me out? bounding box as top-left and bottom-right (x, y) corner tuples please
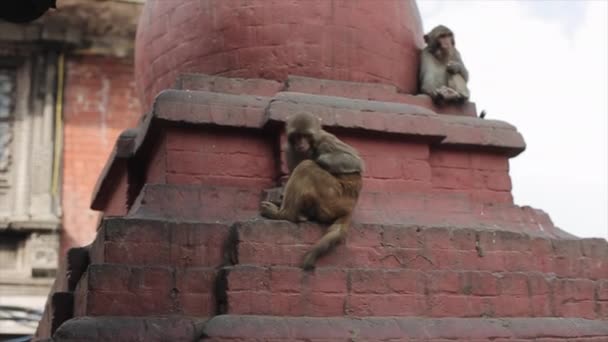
(301, 215), (352, 270)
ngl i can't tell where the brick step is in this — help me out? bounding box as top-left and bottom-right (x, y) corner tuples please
(172, 73), (478, 117)
(202, 315), (608, 341)
(73, 264), (216, 317)
(175, 73), (285, 96)
(285, 75), (478, 117)
(51, 316), (206, 342)
(127, 184), (262, 223)
(48, 314), (608, 341)
(221, 265), (608, 319)
(232, 220), (608, 279)
(89, 217), (231, 267)
(353, 193), (567, 237)
(124, 182), (566, 237)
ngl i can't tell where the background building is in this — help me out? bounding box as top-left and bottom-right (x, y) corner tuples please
(0, 0), (142, 338)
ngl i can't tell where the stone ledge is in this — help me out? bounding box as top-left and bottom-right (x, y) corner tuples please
(286, 74), (479, 117)
(202, 315), (608, 340)
(0, 21), (83, 45)
(175, 73), (285, 96)
(267, 92), (524, 155)
(267, 92), (445, 142)
(439, 115), (525, 156)
(153, 89), (271, 128)
(51, 316), (206, 341)
(150, 88), (525, 152)
(173, 74), (480, 117)
(271, 91), (436, 116)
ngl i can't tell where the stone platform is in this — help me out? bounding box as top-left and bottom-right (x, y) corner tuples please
(34, 74), (608, 341)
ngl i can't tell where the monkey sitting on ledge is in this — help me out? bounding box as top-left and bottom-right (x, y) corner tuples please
(260, 113), (364, 270)
(419, 25), (471, 104)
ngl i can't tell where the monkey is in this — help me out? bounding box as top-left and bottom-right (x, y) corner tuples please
(419, 25), (470, 104)
(260, 113), (364, 270)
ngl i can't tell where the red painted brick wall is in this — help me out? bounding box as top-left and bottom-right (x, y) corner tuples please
(61, 55), (140, 255)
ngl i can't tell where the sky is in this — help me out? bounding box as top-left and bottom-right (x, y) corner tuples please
(417, 0), (608, 239)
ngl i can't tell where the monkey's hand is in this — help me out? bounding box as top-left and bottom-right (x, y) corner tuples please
(316, 153), (362, 174)
(316, 154), (333, 170)
(431, 87), (444, 100)
(446, 61), (462, 74)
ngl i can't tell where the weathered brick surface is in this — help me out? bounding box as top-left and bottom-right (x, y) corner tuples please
(176, 73), (285, 96)
(164, 125), (277, 188)
(74, 264), (216, 317)
(201, 315), (608, 341)
(223, 264), (608, 319)
(62, 55), (140, 256)
(127, 184), (262, 222)
(135, 0), (425, 110)
(90, 218), (230, 267)
(221, 220), (608, 319)
(233, 222), (607, 276)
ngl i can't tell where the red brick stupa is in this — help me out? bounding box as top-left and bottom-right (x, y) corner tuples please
(35, 0), (607, 341)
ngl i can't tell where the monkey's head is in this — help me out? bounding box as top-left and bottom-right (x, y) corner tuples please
(424, 25), (455, 53)
(286, 113), (322, 154)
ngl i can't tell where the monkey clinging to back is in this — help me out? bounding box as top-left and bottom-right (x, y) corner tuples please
(260, 112), (364, 270)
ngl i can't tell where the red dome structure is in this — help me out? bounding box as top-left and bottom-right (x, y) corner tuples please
(135, 0), (425, 110)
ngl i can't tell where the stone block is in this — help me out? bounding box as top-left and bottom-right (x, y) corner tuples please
(53, 316), (206, 341)
(56, 307), (608, 340)
(153, 89), (270, 127)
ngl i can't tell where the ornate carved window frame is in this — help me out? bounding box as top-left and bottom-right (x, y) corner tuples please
(0, 49), (61, 279)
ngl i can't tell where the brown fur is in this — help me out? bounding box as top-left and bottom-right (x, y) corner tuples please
(260, 113), (363, 270)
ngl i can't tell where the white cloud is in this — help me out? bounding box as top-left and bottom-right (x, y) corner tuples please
(418, 0), (608, 238)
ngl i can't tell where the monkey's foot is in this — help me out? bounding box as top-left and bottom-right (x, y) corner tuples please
(300, 252), (317, 271)
(437, 86), (460, 100)
(260, 201), (280, 219)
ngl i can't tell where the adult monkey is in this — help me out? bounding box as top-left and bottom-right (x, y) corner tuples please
(260, 113), (364, 270)
(419, 25), (470, 104)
